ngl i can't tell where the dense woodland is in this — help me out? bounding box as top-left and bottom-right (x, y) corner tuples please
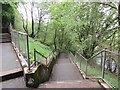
(1, 1), (120, 88)
(3, 2), (120, 51)
(1, 1), (120, 73)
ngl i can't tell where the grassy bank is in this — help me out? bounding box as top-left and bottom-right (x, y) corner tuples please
(29, 38), (52, 63)
(75, 56), (118, 88)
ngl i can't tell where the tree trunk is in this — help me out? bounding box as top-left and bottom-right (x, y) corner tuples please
(43, 23), (48, 42)
(30, 3), (35, 38)
(22, 3), (28, 34)
(61, 28), (64, 48)
(35, 8), (42, 36)
(118, 2), (120, 75)
(54, 29), (57, 50)
(118, 2), (120, 26)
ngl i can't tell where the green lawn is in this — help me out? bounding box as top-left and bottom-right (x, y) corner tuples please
(29, 37), (52, 63)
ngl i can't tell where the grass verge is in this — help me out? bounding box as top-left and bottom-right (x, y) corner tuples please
(29, 37), (52, 63)
(75, 56), (118, 88)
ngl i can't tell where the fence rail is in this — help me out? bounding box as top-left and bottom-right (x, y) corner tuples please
(69, 48), (119, 89)
(11, 30), (30, 70)
(10, 30), (55, 71)
(34, 49), (47, 66)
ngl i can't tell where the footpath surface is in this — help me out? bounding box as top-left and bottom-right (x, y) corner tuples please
(39, 53), (103, 88)
(0, 43), (22, 80)
(1, 52), (103, 88)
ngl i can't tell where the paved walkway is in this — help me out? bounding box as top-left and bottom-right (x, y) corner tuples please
(1, 52), (102, 88)
(0, 43), (21, 77)
(1, 77), (26, 88)
(50, 53), (83, 81)
(39, 53), (102, 88)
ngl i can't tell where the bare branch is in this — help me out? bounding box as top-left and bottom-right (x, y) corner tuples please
(98, 2), (117, 9)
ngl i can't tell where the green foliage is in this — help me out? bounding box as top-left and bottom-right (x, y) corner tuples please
(1, 1), (17, 28)
(3, 1), (119, 88)
(47, 2), (118, 57)
(13, 9), (24, 31)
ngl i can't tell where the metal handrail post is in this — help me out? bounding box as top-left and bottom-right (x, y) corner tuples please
(26, 34), (30, 70)
(86, 61), (88, 76)
(34, 49), (36, 66)
(74, 54), (77, 63)
(18, 33), (20, 51)
(15, 32), (17, 46)
(19, 34), (22, 52)
(101, 52), (103, 71)
(102, 48), (106, 79)
(24, 36), (27, 56)
(11, 30), (13, 42)
(46, 55), (48, 65)
(17, 32), (20, 50)
(80, 55), (82, 68)
(14, 32), (16, 45)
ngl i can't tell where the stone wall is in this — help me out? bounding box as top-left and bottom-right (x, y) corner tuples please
(24, 52), (59, 88)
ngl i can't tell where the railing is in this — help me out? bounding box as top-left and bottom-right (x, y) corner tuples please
(33, 49), (47, 66)
(33, 49), (57, 66)
(11, 30), (30, 70)
(69, 48), (120, 89)
(10, 30), (55, 71)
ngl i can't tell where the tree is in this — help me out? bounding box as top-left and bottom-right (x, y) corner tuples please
(1, 1), (17, 29)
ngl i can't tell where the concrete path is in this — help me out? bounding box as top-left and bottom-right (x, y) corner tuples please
(1, 52), (102, 88)
(1, 77), (26, 88)
(50, 53), (83, 81)
(0, 43), (21, 78)
(39, 80), (103, 88)
(39, 53), (102, 88)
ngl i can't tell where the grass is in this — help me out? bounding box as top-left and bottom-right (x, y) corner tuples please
(17, 36), (52, 63)
(104, 70), (118, 88)
(29, 37), (52, 63)
(75, 57), (118, 89)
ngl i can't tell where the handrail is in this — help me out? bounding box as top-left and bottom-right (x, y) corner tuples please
(76, 52), (88, 61)
(34, 49), (47, 59)
(34, 49), (47, 66)
(12, 30), (27, 35)
(34, 49), (57, 66)
(73, 48), (120, 89)
(11, 30), (30, 70)
(106, 49), (120, 55)
(88, 49), (105, 61)
(76, 48), (120, 62)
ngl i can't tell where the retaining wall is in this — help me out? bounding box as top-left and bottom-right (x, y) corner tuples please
(24, 52), (59, 88)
